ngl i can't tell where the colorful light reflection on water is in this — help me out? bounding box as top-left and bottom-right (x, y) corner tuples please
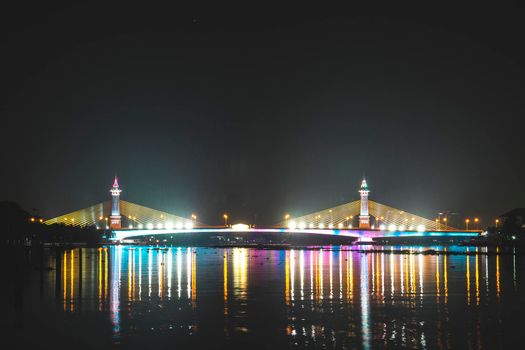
(4, 245), (524, 349)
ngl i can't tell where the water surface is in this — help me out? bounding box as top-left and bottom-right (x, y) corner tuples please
(3, 246), (523, 349)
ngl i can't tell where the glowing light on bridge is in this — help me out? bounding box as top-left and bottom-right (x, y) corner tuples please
(388, 224), (397, 232)
(417, 225), (426, 232)
(232, 223), (250, 231)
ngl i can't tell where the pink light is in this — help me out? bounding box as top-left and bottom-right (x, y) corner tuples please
(112, 176), (119, 188)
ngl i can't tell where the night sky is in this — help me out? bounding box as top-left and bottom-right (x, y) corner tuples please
(1, 4), (524, 226)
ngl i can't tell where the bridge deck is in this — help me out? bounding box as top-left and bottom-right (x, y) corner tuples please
(111, 228), (479, 242)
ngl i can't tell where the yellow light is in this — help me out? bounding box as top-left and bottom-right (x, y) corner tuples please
(30, 218), (35, 222)
(474, 218), (479, 223)
(285, 214), (290, 220)
(39, 219), (43, 223)
(466, 219), (470, 223)
(99, 216), (103, 220)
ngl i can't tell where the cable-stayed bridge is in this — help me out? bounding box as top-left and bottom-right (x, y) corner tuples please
(44, 176), (478, 242)
(274, 200), (456, 232)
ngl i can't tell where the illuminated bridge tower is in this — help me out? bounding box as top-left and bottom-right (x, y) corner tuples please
(109, 176), (122, 229)
(358, 178), (371, 229)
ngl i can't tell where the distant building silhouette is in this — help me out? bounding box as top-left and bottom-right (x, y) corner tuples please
(499, 208), (525, 236)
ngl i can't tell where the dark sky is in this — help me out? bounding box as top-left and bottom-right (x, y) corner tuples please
(1, 4), (524, 226)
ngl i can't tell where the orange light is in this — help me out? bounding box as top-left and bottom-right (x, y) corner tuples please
(30, 218), (35, 222)
(39, 219), (43, 223)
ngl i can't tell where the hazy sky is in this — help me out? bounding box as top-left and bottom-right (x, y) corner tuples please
(1, 4), (524, 225)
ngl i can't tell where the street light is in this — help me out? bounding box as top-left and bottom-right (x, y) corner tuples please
(284, 214), (290, 227)
(495, 219), (500, 228)
(474, 218), (479, 230)
(465, 218), (470, 230)
(443, 217), (448, 230)
(191, 213), (197, 223)
(223, 214), (228, 227)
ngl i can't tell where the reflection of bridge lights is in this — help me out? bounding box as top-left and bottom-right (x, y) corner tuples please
(156, 223), (163, 229)
(417, 224), (426, 232)
(165, 221), (174, 229)
(288, 220), (296, 229)
(146, 223), (154, 229)
(398, 225), (405, 231)
(176, 222), (183, 229)
(379, 224), (386, 230)
(319, 223), (325, 229)
(299, 222), (306, 230)
(184, 222), (193, 229)
(388, 224), (397, 232)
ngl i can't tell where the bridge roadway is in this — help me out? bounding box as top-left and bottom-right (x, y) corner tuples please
(111, 228), (480, 242)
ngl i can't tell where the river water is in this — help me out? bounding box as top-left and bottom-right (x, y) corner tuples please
(2, 245), (524, 349)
